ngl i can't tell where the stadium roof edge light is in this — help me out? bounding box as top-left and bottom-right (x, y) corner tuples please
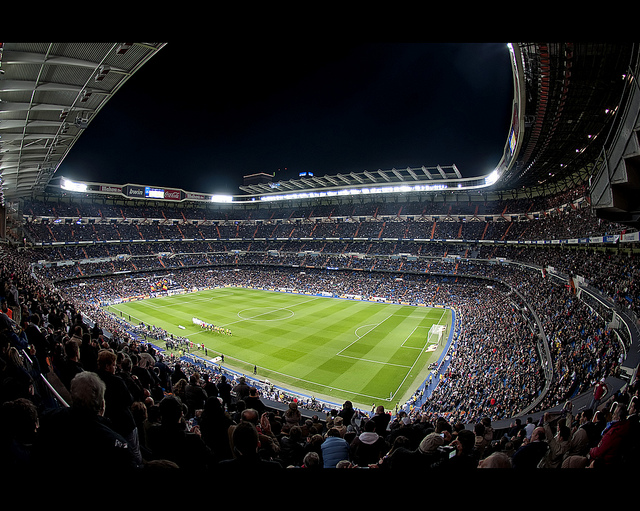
(250, 167), (507, 203)
(53, 161), (509, 204)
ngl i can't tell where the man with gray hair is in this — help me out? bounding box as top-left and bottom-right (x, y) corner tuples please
(33, 371), (140, 473)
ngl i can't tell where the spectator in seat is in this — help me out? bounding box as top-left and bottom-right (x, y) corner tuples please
(436, 428), (479, 470)
(369, 405), (391, 439)
(232, 376), (251, 403)
(0, 299), (13, 320)
(588, 402), (632, 468)
(321, 426), (350, 468)
(0, 346), (34, 404)
(538, 412), (571, 469)
(478, 451), (513, 468)
(349, 418), (389, 467)
(567, 408), (599, 457)
(32, 371), (139, 473)
(0, 397), (39, 470)
(57, 338), (84, 392)
(278, 424), (307, 467)
(383, 431), (446, 470)
(244, 387), (267, 416)
(184, 373), (208, 419)
(96, 349), (142, 467)
(24, 314), (49, 375)
(216, 375), (232, 409)
(170, 361), (188, 387)
(524, 416), (536, 440)
(227, 407), (280, 463)
(284, 401), (302, 427)
(218, 421), (282, 469)
(511, 426), (548, 469)
(338, 400), (355, 427)
(146, 394), (214, 472)
(198, 396), (234, 462)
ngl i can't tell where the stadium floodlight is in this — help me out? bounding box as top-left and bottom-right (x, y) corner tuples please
(61, 178), (87, 192)
(211, 194), (233, 203)
(484, 169), (500, 186)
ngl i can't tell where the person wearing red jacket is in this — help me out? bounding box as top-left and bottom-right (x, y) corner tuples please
(588, 402), (631, 468)
(589, 378), (608, 411)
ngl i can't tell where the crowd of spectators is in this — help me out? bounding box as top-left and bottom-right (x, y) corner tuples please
(21, 184), (631, 249)
(0, 186), (638, 473)
(22, 195), (628, 246)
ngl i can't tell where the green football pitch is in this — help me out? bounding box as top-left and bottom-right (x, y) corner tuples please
(105, 287), (452, 410)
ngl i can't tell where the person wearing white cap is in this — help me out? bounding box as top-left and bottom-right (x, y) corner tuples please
(379, 432), (446, 470)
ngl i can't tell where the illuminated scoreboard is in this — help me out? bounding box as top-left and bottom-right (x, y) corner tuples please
(144, 187), (166, 199)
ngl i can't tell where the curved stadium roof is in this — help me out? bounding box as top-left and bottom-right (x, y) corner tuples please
(1, 42), (639, 212)
(0, 42), (166, 203)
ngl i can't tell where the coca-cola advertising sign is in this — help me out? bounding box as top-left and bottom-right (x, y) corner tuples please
(164, 189), (181, 201)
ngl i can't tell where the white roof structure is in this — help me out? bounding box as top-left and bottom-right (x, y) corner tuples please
(0, 42), (166, 203)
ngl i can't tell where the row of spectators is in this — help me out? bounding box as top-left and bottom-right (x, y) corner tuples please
(22, 202), (626, 244)
(22, 185), (590, 221)
(27, 241), (640, 320)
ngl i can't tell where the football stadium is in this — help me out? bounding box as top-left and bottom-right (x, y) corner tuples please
(1, 41), (640, 475)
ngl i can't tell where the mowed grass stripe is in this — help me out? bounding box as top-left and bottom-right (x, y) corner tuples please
(105, 287), (450, 407)
(339, 310), (427, 365)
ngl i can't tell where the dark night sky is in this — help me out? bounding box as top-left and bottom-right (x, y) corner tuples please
(58, 41), (514, 196)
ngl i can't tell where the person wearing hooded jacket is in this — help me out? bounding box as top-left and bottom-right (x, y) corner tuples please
(349, 418), (389, 466)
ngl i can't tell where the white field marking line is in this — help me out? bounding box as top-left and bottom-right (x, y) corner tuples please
(134, 289), (235, 311)
(229, 295), (321, 327)
(337, 307), (449, 400)
(336, 311), (427, 368)
(434, 307), (448, 338)
(147, 294), (324, 339)
(108, 305), (147, 326)
(115, 294), (451, 403)
(107, 290), (230, 333)
(323, 312), (436, 401)
(196, 295), (395, 401)
(235, 308), (294, 322)
(256, 363), (394, 402)
(401, 325), (430, 350)
(138, 291), (320, 328)
(226, 301), (415, 400)
(337, 353), (414, 368)
(336, 312), (395, 357)
(110, 302), (401, 403)
(142, 294), (216, 310)
(387, 307), (450, 400)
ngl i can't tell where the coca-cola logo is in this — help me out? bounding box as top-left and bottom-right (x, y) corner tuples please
(164, 189), (181, 200)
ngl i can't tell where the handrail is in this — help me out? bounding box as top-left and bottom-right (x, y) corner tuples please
(20, 348), (70, 410)
(39, 373), (70, 408)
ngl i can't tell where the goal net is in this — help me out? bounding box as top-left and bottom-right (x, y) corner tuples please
(428, 324), (446, 347)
